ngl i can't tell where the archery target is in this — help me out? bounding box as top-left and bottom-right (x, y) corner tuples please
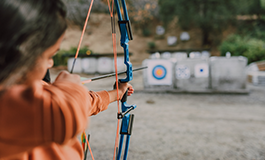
(194, 63), (209, 78)
(174, 59), (210, 91)
(144, 59), (173, 85)
(156, 25), (165, 35)
(176, 65), (190, 79)
(152, 65), (167, 80)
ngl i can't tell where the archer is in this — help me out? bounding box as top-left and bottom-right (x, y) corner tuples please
(0, 0), (134, 159)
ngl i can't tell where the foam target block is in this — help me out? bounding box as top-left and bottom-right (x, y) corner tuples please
(81, 58), (97, 74)
(174, 58), (210, 91)
(167, 36), (177, 46)
(97, 57), (113, 74)
(172, 52), (187, 61)
(201, 51), (210, 59)
(189, 52), (201, 58)
(113, 57), (126, 72)
(161, 52), (171, 59)
(194, 63), (209, 78)
(143, 59), (174, 89)
(67, 58), (83, 73)
(156, 25), (165, 35)
(210, 56), (248, 91)
(180, 32), (190, 41)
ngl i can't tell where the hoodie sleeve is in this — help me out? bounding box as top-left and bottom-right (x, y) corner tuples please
(0, 80), (109, 158)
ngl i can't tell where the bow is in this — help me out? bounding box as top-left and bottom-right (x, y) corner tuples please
(68, 0), (136, 159)
(111, 0), (136, 160)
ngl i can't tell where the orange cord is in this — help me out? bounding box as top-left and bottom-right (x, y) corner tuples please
(74, 0), (94, 59)
(75, 1), (121, 159)
(84, 131), (95, 160)
(112, 32), (121, 160)
(73, 0), (95, 159)
(107, 1), (122, 160)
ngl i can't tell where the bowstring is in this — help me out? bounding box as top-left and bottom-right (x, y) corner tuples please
(69, 0), (96, 159)
(71, 0), (121, 159)
(70, 0), (95, 74)
(107, 1), (121, 160)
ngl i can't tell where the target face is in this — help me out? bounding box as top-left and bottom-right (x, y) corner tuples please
(194, 63), (209, 78)
(176, 65), (190, 79)
(152, 65), (167, 80)
(144, 59), (173, 86)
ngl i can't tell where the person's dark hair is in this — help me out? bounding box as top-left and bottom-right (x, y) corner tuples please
(0, 0), (67, 86)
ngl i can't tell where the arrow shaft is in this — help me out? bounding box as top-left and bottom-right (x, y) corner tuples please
(81, 66), (147, 83)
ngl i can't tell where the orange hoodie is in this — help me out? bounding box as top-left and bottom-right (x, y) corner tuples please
(0, 80), (110, 160)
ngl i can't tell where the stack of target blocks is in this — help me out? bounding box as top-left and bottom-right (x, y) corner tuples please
(67, 56), (126, 74)
(143, 51), (249, 93)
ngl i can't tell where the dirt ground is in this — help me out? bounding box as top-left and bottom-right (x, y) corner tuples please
(50, 68), (265, 160)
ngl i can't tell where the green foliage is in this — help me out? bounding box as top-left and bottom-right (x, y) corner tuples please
(142, 27), (152, 37)
(219, 35), (248, 56)
(219, 34), (265, 64)
(243, 0), (265, 16)
(53, 47), (93, 66)
(237, 20), (265, 40)
(159, 0), (239, 29)
(243, 39), (265, 63)
(262, 0), (265, 9)
(158, 0), (240, 45)
(128, 1), (159, 28)
(65, 47), (93, 57)
(158, 0), (177, 27)
(148, 41), (156, 49)
(53, 52), (68, 67)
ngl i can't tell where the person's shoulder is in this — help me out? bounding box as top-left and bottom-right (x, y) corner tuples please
(0, 81), (44, 101)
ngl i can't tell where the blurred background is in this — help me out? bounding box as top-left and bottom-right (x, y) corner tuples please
(54, 0), (265, 89)
(50, 0), (265, 159)
(56, 0), (265, 65)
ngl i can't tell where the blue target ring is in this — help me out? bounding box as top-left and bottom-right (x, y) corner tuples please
(152, 65), (167, 80)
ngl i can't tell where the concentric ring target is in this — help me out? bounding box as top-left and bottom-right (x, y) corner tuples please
(152, 65), (167, 80)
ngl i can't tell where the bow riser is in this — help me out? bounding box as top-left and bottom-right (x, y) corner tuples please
(114, 0), (136, 160)
(115, 0), (133, 83)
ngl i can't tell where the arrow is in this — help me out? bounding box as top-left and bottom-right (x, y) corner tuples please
(81, 66), (147, 84)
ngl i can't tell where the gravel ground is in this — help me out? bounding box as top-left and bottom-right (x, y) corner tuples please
(51, 68), (265, 160)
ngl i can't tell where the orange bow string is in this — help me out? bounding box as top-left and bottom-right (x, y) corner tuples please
(70, 0), (121, 160)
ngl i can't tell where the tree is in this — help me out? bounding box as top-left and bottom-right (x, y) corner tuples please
(262, 0), (265, 9)
(247, 0), (265, 18)
(158, 0), (240, 46)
